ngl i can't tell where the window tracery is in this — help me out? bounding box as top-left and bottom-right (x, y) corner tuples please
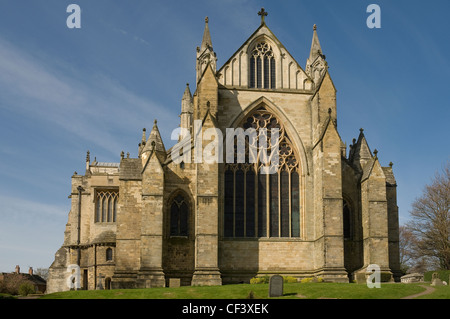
(249, 42), (275, 89)
(224, 107), (300, 238)
(95, 190), (118, 223)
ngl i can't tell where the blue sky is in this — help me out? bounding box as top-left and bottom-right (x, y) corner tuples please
(0, 0), (449, 272)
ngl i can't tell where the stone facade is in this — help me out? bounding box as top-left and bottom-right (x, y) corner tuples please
(47, 11), (401, 293)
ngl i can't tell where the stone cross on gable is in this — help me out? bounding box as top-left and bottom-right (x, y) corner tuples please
(258, 8), (268, 24)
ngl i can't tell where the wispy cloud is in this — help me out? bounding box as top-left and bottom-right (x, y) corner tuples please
(0, 194), (68, 223)
(0, 36), (176, 157)
(0, 195), (68, 270)
(114, 27), (151, 46)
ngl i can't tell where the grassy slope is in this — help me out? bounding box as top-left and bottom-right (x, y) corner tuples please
(39, 282), (449, 299)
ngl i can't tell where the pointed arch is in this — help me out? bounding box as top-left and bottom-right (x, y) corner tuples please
(248, 39), (278, 89)
(167, 189), (193, 237)
(227, 96), (309, 176)
(224, 99), (307, 238)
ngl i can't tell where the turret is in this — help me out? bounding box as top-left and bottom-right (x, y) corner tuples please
(306, 24), (327, 83)
(180, 83), (193, 132)
(196, 17), (217, 84)
(141, 120), (166, 165)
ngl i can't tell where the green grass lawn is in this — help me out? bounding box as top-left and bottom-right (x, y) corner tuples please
(39, 282), (449, 299)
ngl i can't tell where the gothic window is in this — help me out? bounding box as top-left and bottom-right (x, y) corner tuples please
(224, 106), (300, 238)
(343, 200), (351, 239)
(106, 248), (113, 261)
(170, 194), (189, 236)
(95, 190), (118, 223)
(249, 42), (275, 89)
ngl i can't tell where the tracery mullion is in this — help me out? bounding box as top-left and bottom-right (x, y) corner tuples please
(288, 169), (293, 237)
(291, 170), (300, 237)
(233, 169), (236, 237)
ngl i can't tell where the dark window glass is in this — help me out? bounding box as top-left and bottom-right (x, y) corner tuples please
(223, 107), (300, 238)
(291, 172), (300, 237)
(280, 170), (290, 237)
(256, 56), (262, 88)
(246, 169), (256, 237)
(170, 194), (189, 236)
(106, 248), (113, 261)
(343, 200), (351, 239)
(264, 56), (270, 88)
(235, 170), (245, 237)
(258, 173), (267, 237)
(224, 170), (234, 237)
(270, 173), (279, 237)
(270, 57), (276, 89)
(249, 57), (255, 88)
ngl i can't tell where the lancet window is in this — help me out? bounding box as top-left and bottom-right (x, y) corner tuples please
(249, 42), (276, 89)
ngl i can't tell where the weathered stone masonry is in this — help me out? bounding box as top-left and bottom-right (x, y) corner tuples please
(47, 11), (401, 293)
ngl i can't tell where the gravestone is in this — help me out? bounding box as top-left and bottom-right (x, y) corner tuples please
(96, 273), (104, 290)
(431, 272), (443, 286)
(169, 278), (181, 288)
(268, 275), (284, 297)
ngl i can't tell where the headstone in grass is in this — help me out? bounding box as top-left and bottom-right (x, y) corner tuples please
(268, 275), (283, 297)
(169, 278), (181, 288)
(96, 273), (104, 290)
(431, 272), (444, 286)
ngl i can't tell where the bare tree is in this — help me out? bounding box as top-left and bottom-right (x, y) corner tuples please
(407, 161), (450, 270)
(399, 225), (415, 273)
(35, 268), (49, 281)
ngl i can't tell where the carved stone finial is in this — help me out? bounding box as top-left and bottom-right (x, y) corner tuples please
(86, 150), (90, 162)
(313, 24), (317, 31)
(373, 149), (378, 157)
(120, 151), (124, 159)
(127, 152), (130, 159)
(389, 162), (394, 167)
(205, 16), (209, 23)
(360, 128), (364, 133)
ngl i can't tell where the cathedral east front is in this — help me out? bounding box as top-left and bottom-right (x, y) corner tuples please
(47, 10), (401, 292)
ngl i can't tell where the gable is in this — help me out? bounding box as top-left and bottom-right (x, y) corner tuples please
(217, 24), (312, 90)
